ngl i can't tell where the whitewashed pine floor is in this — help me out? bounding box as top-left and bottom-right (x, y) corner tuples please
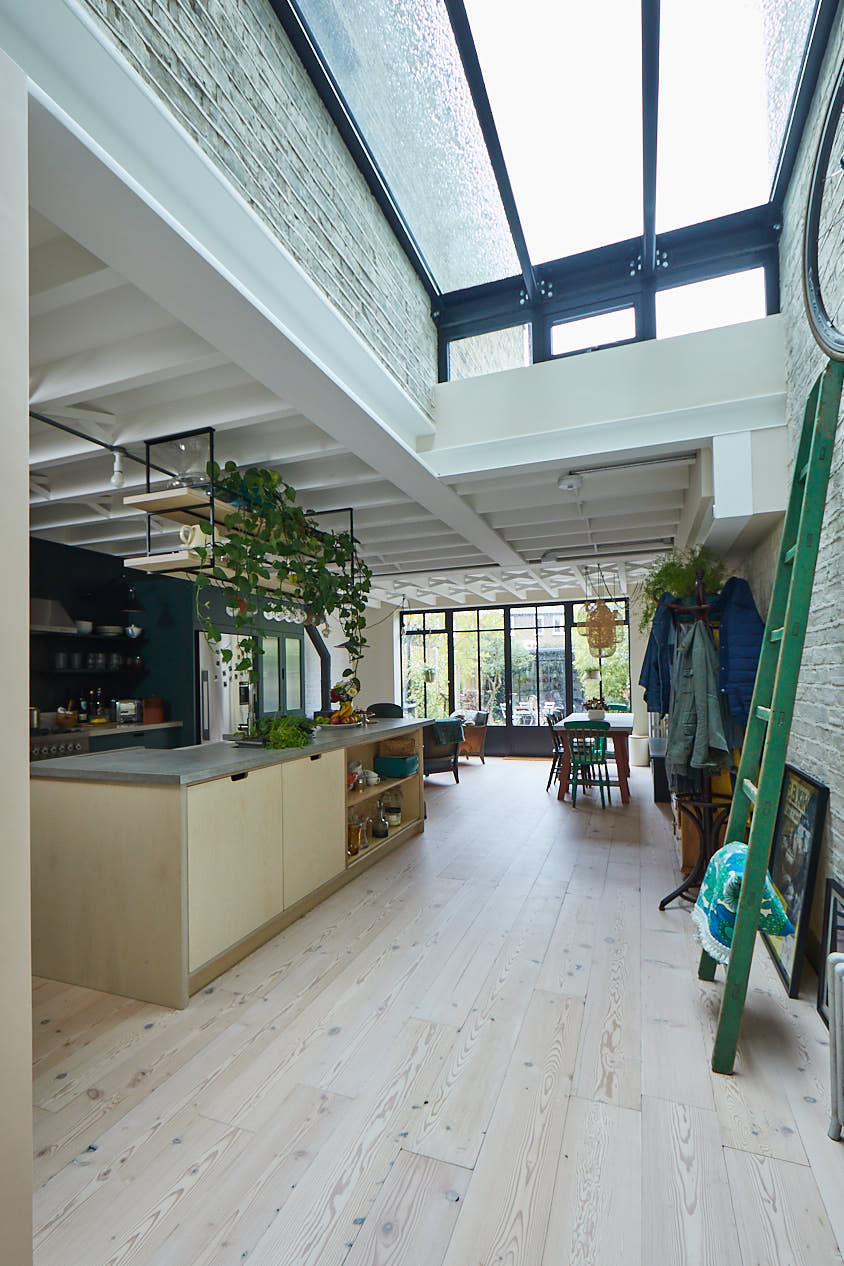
(32, 760), (844, 1265)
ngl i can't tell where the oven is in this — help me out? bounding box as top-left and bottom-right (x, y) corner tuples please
(30, 731), (91, 761)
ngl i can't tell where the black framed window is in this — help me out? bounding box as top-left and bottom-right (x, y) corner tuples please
(401, 599), (630, 722)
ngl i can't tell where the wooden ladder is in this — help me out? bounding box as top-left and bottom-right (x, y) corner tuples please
(700, 359), (844, 1074)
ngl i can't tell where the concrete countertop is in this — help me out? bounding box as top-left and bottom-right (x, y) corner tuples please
(30, 717), (428, 786)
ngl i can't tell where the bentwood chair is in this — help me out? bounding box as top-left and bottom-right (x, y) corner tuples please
(563, 719), (612, 807)
(545, 714), (565, 791)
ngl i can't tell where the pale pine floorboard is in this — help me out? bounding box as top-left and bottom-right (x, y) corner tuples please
(32, 760), (843, 1265)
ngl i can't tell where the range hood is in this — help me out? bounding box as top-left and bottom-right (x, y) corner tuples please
(30, 598), (77, 634)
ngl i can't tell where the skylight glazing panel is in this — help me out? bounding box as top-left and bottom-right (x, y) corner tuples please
(299, 0), (519, 291)
(464, 0), (643, 264)
(657, 0), (817, 233)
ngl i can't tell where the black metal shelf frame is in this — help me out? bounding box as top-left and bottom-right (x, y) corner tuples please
(264, 0), (839, 380)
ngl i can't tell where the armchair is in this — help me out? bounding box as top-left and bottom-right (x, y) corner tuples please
(459, 710), (489, 763)
(422, 722), (461, 783)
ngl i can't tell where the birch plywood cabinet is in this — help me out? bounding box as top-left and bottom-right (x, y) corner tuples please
(29, 720), (429, 1008)
(282, 750), (345, 909)
(187, 766), (284, 972)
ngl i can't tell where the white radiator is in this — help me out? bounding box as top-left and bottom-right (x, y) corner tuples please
(828, 953), (844, 1141)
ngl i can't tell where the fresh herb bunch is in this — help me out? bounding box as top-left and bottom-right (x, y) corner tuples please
(636, 546), (725, 631)
(253, 714), (315, 750)
(194, 462), (372, 682)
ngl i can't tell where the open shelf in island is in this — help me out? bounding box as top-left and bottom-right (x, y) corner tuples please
(346, 771), (418, 807)
(346, 816), (423, 868)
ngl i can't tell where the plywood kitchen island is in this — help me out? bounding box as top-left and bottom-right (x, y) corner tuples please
(30, 719), (427, 1008)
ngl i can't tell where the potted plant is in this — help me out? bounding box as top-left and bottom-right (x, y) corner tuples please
(193, 462), (372, 688)
(422, 664), (435, 683)
(583, 666), (601, 682)
(636, 545), (725, 631)
(584, 695), (606, 720)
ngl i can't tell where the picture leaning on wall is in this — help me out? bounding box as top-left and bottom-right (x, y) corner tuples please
(763, 765), (829, 998)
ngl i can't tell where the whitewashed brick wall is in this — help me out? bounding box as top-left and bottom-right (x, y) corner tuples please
(82, 0), (437, 412)
(741, 9), (844, 952)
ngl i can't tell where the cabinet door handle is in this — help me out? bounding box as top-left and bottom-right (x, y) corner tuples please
(309, 753), (321, 761)
(231, 771), (248, 782)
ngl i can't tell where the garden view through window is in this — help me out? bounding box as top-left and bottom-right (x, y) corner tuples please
(401, 600), (631, 727)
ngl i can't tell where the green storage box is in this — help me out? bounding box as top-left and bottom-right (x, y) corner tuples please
(373, 754), (419, 779)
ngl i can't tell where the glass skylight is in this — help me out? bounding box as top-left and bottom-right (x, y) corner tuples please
(464, 0), (643, 263)
(657, 0), (818, 233)
(655, 268), (767, 339)
(298, 0), (519, 291)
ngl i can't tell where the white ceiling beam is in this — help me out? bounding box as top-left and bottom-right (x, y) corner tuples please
(30, 325), (227, 409)
(24, 70), (523, 570)
(429, 319), (786, 479)
(29, 231), (125, 316)
(114, 388), (301, 447)
(30, 262), (123, 317)
(617, 561), (628, 595)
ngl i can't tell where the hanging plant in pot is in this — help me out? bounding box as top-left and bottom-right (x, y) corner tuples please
(192, 462), (372, 736)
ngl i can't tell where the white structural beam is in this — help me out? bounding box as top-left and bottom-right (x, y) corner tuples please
(30, 325), (226, 409)
(29, 231), (123, 315)
(10, 3), (525, 571)
(428, 318), (786, 478)
(705, 426), (789, 555)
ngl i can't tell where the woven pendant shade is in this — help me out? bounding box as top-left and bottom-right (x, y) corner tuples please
(583, 599), (622, 658)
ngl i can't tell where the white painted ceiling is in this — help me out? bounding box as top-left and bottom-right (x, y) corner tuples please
(28, 209), (695, 607)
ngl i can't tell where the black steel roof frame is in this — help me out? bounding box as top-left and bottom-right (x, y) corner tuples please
(771, 0), (842, 212)
(266, 0), (441, 299)
(441, 0), (538, 303)
(266, 0), (833, 372)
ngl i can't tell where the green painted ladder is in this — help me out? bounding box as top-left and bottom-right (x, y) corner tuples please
(700, 359), (844, 1074)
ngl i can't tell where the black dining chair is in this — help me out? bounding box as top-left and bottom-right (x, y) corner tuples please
(366, 702), (403, 717)
(545, 714), (565, 792)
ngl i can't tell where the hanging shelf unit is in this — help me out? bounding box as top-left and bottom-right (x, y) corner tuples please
(122, 489), (300, 595)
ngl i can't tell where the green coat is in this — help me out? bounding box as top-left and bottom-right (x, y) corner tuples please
(666, 621), (733, 791)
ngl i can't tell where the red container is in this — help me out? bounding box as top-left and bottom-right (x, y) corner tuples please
(142, 695), (165, 724)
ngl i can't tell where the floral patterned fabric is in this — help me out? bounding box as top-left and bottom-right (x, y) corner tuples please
(691, 841), (794, 965)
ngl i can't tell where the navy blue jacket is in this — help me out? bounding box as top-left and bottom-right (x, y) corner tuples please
(710, 577), (764, 726)
(638, 592), (677, 717)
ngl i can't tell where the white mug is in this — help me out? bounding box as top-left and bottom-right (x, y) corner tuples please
(365, 771), (380, 785)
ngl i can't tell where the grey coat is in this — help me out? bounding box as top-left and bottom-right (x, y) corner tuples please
(666, 621), (733, 792)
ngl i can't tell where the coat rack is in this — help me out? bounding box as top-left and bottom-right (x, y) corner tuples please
(658, 569), (734, 910)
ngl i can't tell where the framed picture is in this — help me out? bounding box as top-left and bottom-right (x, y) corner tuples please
(763, 764), (828, 997)
(817, 877), (844, 1027)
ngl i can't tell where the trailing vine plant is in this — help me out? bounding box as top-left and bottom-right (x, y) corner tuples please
(193, 462), (372, 685)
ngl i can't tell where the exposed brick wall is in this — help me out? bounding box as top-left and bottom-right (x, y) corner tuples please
(447, 324), (530, 381)
(82, 0), (437, 414)
(741, 9), (844, 953)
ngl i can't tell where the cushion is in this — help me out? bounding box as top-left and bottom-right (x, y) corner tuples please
(691, 841), (794, 965)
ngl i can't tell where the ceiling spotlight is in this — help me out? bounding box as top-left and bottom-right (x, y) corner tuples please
(110, 452), (125, 488)
(557, 472), (583, 492)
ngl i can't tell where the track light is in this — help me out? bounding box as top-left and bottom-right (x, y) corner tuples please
(110, 452), (125, 488)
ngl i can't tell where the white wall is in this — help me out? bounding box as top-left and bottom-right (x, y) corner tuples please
(304, 607), (400, 715)
(0, 47), (34, 1264)
(356, 608), (400, 708)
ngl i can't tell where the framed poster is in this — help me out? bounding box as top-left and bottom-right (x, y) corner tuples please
(817, 877), (844, 1027)
(763, 765), (828, 997)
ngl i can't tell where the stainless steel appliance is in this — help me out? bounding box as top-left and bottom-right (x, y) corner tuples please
(116, 699), (142, 724)
(198, 633), (254, 742)
(30, 731), (91, 761)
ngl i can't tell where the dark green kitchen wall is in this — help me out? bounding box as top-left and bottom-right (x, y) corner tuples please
(30, 538), (198, 742)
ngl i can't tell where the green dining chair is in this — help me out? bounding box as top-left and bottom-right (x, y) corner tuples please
(563, 719), (612, 807)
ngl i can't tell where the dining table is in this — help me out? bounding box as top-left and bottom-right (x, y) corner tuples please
(554, 712), (634, 804)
